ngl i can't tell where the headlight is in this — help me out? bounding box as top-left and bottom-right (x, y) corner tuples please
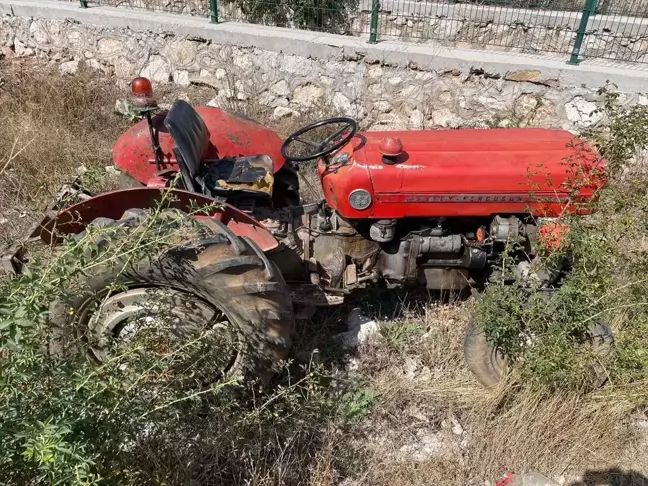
(348, 189), (372, 210)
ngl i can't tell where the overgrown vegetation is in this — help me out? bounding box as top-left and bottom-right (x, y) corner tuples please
(227, 0), (359, 34)
(2, 60), (648, 484)
(475, 86), (648, 392)
(0, 196), (372, 484)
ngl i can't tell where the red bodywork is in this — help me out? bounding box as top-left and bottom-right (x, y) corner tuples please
(37, 188), (279, 252)
(113, 107), (286, 185)
(110, 105), (602, 244)
(320, 128), (602, 219)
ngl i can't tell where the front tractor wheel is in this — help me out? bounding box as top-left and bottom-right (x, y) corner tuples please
(463, 320), (507, 388)
(463, 319), (614, 388)
(49, 209), (294, 384)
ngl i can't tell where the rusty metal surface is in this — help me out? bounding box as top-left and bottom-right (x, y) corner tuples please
(286, 282), (344, 306)
(36, 187), (278, 252)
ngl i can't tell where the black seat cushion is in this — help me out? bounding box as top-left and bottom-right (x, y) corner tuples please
(203, 155), (274, 198)
(163, 100), (210, 191)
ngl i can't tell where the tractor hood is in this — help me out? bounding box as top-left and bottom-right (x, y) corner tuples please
(320, 128), (603, 219)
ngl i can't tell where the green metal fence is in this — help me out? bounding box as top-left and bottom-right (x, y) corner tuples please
(71, 0), (648, 64)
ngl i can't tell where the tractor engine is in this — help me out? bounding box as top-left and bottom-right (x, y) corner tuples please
(310, 213), (551, 291)
(305, 128), (599, 292)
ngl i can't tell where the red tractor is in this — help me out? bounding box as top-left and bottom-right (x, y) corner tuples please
(1, 77), (604, 386)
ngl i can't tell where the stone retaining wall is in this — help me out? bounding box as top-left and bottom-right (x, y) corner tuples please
(2, 12), (644, 130)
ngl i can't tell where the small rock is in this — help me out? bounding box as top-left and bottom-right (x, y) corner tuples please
(292, 84), (324, 105)
(86, 58), (101, 71)
(504, 69), (558, 88)
(403, 357), (421, 379)
(367, 65), (383, 79)
(319, 75), (334, 86)
(257, 91), (276, 107)
(140, 56), (171, 83)
(173, 70), (190, 87)
(332, 92), (352, 113)
(335, 322), (380, 349)
(504, 472), (561, 486)
(565, 96), (603, 128)
(272, 106), (299, 119)
(113, 57), (134, 78)
(14, 40), (34, 57)
(0, 46), (15, 59)
(410, 109), (425, 128)
(346, 357), (360, 372)
(104, 166), (121, 175)
(335, 308), (380, 349)
(451, 417), (463, 436)
(206, 96), (225, 108)
(398, 429), (442, 461)
(220, 88), (235, 99)
(271, 80), (291, 97)
(375, 100), (392, 113)
(441, 416), (464, 435)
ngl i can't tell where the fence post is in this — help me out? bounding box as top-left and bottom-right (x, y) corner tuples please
(79, 0), (88, 7)
(210, 0), (219, 23)
(568, 0), (596, 65)
(368, 0), (379, 44)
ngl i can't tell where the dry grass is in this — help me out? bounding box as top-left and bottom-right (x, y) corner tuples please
(0, 60), (128, 246)
(0, 59), (245, 247)
(344, 298), (647, 486)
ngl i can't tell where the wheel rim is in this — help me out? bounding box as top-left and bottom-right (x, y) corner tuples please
(83, 287), (239, 380)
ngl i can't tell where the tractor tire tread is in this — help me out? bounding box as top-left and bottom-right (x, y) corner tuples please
(49, 207), (293, 384)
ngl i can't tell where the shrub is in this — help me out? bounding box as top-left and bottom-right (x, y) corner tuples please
(474, 86), (648, 392)
(0, 199), (371, 485)
(231, 0), (359, 34)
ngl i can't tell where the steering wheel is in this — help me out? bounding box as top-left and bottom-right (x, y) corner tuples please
(281, 117), (357, 163)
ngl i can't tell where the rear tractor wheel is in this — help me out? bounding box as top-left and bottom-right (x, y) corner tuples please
(49, 208), (294, 384)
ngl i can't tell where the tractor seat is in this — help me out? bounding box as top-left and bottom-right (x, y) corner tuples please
(203, 155), (274, 197)
(163, 100), (274, 198)
(164, 99), (208, 193)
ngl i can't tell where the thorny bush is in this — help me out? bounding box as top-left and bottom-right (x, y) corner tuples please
(475, 86), (648, 392)
(0, 192), (370, 485)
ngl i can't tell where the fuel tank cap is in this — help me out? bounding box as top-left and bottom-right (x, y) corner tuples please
(379, 137), (403, 165)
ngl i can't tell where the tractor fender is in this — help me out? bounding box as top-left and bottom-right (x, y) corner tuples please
(37, 187), (279, 252)
(113, 106), (286, 185)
